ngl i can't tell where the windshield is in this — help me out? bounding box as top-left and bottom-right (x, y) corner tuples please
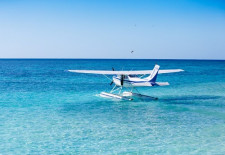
(129, 75), (137, 78)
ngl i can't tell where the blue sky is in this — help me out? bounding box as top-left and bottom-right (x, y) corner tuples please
(0, 0), (224, 59)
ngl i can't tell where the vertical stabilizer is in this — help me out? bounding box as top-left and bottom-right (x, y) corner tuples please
(146, 65), (160, 82)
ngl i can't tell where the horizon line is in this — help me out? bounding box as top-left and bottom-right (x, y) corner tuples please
(0, 58), (224, 61)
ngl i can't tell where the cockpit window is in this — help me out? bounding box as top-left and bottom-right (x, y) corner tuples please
(129, 75), (137, 78)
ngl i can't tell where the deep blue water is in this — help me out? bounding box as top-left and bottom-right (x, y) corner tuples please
(0, 59), (225, 154)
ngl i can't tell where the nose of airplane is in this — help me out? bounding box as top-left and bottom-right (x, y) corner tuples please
(113, 76), (121, 86)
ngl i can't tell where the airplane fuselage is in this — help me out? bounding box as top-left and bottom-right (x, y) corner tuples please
(113, 75), (155, 87)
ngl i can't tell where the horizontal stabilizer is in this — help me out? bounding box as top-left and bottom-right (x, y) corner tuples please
(154, 82), (169, 86)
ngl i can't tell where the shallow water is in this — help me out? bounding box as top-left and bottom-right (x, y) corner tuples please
(0, 59), (225, 154)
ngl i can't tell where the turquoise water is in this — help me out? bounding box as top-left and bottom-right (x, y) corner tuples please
(0, 59), (225, 154)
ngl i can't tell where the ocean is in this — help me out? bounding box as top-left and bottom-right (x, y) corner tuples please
(0, 59), (224, 154)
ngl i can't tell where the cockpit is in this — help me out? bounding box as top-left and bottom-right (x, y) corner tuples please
(128, 74), (138, 78)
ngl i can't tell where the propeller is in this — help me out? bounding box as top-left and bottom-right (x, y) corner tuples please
(109, 68), (125, 86)
(110, 81), (114, 85)
(120, 75), (124, 86)
(110, 67), (115, 85)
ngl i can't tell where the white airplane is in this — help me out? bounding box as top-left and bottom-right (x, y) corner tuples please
(68, 64), (184, 101)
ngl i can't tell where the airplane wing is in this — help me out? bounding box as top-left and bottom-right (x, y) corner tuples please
(68, 69), (184, 75)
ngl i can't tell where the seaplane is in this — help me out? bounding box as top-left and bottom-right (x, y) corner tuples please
(68, 64), (184, 101)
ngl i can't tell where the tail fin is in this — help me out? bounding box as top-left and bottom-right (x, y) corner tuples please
(146, 64), (160, 82)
